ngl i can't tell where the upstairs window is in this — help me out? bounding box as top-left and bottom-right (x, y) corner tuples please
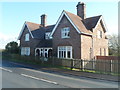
(97, 30), (102, 38)
(45, 32), (51, 39)
(25, 33), (29, 41)
(61, 27), (70, 38)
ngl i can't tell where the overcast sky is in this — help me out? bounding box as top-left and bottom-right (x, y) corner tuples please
(0, 1), (118, 49)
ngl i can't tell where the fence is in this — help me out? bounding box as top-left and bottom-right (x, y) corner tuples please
(49, 57), (119, 74)
(2, 53), (119, 75)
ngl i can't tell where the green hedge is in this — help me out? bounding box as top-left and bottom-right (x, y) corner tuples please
(2, 52), (60, 67)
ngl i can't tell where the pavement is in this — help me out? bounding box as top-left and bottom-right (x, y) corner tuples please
(41, 67), (119, 82)
(3, 59), (119, 82)
(1, 59), (118, 88)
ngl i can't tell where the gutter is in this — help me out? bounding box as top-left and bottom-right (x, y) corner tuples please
(81, 32), (92, 36)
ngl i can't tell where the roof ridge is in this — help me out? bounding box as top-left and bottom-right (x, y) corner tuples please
(64, 10), (102, 21)
(63, 10), (92, 34)
(85, 15), (102, 19)
(64, 10), (82, 19)
(25, 21), (40, 25)
(83, 15), (102, 30)
(45, 24), (55, 27)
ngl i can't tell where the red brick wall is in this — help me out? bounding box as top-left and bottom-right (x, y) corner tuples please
(20, 26), (40, 56)
(96, 56), (118, 60)
(81, 34), (92, 60)
(52, 16), (81, 59)
(93, 21), (109, 58)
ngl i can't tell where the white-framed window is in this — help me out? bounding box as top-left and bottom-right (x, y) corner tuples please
(45, 32), (51, 39)
(58, 46), (72, 59)
(25, 47), (30, 56)
(61, 27), (70, 38)
(21, 47), (25, 55)
(21, 47), (30, 56)
(25, 33), (29, 41)
(97, 30), (102, 38)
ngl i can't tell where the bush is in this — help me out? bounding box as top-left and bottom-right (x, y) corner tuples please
(5, 41), (20, 54)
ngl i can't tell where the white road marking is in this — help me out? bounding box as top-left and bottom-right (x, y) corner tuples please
(0, 67), (12, 72)
(20, 68), (118, 87)
(8, 61), (118, 87)
(21, 73), (58, 85)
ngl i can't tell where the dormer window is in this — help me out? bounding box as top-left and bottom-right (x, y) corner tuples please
(45, 32), (51, 39)
(61, 27), (70, 38)
(25, 33), (29, 41)
(97, 30), (102, 38)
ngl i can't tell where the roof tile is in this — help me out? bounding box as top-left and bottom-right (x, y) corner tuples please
(25, 21), (55, 39)
(83, 15), (102, 30)
(26, 21), (41, 31)
(64, 11), (92, 34)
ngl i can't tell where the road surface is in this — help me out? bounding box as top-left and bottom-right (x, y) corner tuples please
(1, 60), (118, 88)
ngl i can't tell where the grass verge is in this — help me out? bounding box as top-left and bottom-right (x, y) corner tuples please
(2, 53), (119, 76)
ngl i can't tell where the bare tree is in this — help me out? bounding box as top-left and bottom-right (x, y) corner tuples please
(108, 34), (120, 56)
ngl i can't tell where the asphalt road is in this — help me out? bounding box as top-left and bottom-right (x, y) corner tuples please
(1, 60), (118, 88)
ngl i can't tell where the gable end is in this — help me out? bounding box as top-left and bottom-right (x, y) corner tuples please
(18, 22), (34, 40)
(50, 11), (81, 37)
(93, 16), (107, 32)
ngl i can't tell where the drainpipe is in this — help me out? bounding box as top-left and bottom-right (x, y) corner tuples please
(91, 35), (94, 60)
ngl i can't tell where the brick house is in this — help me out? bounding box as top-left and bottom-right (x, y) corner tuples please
(18, 15), (55, 57)
(18, 2), (108, 60)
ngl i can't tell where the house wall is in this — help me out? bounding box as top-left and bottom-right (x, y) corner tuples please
(20, 26), (40, 56)
(19, 16), (108, 60)
(52, 16), (81, 59)
(81, 34), (92, 60)
(78, 20), (108, 60)
(93, 21), (108, 58)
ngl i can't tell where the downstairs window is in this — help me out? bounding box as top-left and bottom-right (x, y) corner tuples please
(21, 47), (30, 56)
(58, 46), (72, 59)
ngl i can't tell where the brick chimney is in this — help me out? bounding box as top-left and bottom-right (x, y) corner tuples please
(76, 2), (86, 19)
(41, 14), (47, 27)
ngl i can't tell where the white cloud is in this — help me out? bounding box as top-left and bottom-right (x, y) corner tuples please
(0, 32), (18, 49)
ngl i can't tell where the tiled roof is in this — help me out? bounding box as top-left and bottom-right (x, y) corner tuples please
(45, 25), (55, 32)
(83, 15), (102, 30)
(31, 29), (44, 39)
(26, 21), (41, 31)
(64, 11), (102, 34)
(25, 21), (55, 39)
(64, 11), (92, 34)
(36, 39), (52, 47)
(32, 25), (55, 39)
(25, 11), (102, 38)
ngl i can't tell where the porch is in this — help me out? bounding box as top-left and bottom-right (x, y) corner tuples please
(35, 48), (52, 58)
